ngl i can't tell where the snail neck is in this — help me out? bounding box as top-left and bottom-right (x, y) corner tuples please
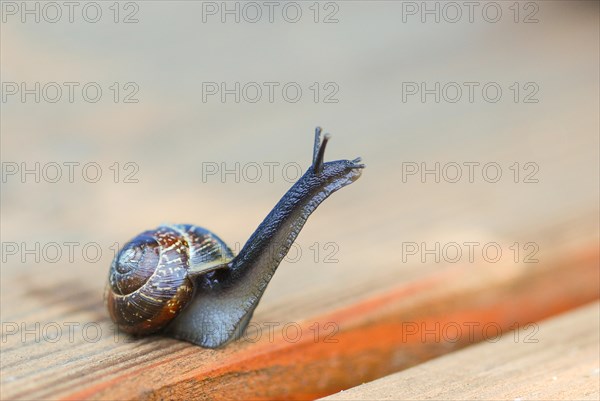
(224, 138), (363, 314)
(166, 177), (329, 348)
(165, 130), (363, 348)
(228, 170), (331, 288)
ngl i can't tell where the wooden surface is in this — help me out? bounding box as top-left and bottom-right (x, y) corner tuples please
(322, 301), (600, 401)
(1, 2), (599, 400)
(1, 229), (597, 400)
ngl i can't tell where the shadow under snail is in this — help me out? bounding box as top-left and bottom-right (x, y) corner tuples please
(105, 127), (365, 348)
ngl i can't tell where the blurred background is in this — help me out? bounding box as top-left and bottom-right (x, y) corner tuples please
(1, 1), (598, 399)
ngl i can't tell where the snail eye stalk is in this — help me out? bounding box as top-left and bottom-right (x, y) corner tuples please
(313, 129), (331, 174)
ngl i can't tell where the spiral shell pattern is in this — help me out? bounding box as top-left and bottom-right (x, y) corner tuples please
(105, 224), (233, 335)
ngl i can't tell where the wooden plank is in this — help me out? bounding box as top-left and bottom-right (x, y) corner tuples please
(1, 238), (597, 400)
(321, 301), (600, 401)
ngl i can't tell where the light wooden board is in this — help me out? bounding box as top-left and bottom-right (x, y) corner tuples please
(322, 301), (600, 401)
(0, 230), (597, 400)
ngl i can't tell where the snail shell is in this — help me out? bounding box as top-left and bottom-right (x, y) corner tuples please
(105, 224), (233, 335)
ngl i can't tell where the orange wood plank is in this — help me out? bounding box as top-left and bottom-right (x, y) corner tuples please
(322, 302), (600, 401)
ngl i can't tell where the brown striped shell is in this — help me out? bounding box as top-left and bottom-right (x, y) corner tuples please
(105, 224), (234, 335)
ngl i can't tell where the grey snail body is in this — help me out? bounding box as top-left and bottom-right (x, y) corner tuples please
(105, 128), (364, 348)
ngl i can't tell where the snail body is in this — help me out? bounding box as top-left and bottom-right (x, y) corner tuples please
(105, 128), (364, 348)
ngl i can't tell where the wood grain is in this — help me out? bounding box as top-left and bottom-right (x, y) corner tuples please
(1, 234), (597, 400)
(321, 301), (600, 401)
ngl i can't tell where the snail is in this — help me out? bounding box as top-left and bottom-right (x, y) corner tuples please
(105, 127), (364, 348)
